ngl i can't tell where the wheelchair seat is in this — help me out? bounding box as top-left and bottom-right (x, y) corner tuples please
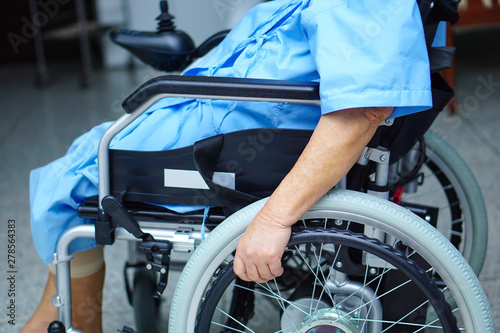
(79, 128), (312, 232)
(108, 128), (312, 207)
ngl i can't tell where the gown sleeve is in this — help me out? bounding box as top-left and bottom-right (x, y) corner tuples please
(300, 0), (433, 118)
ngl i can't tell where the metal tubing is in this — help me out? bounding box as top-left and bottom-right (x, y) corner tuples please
(375, 156), (389, 189)
(336, 175), (347, 189)
(53, 224), (206, 331)
(114, 226), (206, 245)
(97, 95), (169, 207)
(366, 148), (391, 241)
(53, 225), (95, 332)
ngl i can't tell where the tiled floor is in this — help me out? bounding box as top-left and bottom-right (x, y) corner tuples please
(0, 28), (499, 332)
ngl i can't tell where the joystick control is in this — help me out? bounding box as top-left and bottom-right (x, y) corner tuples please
(110, 0), (196, 71)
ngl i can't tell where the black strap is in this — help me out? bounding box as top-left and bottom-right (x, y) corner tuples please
(429, 46), (456, 72)
(193, 134), (259, 212)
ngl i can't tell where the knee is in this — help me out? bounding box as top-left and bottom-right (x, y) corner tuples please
(48, 246), (104, 278)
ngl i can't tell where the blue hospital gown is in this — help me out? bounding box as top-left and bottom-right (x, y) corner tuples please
(30, 0), (433, 263)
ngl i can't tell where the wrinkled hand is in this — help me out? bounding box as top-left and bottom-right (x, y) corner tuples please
(233, 213), (292, 283)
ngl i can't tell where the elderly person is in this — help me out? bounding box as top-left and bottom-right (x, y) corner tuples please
(22, 0), (432, 331)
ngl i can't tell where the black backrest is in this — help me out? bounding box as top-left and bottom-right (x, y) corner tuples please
(109, 129), (312, 209)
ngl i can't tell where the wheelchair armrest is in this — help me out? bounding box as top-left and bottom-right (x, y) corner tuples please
(122, 75), (320, 113)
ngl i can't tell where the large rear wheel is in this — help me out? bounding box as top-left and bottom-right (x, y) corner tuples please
(169, 190), (493, 332)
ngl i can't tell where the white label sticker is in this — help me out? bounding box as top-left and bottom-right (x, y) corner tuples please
(164, 169), (235, 190)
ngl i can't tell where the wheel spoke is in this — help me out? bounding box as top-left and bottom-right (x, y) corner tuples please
(293, 245), (337, 307)
(212, 307), (256, 333)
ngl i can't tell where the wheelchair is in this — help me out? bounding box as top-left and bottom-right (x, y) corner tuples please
(47, 0), (493, 332)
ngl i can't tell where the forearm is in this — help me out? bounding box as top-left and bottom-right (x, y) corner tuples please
(256, 107), (393, 228)
(233, 106), (393, 282)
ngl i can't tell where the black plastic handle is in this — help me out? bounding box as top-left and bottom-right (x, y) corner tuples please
(102, 195), (153, 241)
(122, 75), (320, 113)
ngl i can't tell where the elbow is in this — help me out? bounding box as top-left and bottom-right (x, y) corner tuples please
(361, 107), (394, 124)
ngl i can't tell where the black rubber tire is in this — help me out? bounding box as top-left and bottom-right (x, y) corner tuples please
(132, 267), (161, 333)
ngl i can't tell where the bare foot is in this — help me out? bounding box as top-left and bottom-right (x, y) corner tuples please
(20, 266), (105, 333)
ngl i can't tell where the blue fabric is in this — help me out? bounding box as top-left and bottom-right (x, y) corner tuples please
(31, 0), (434, 263)
(432, 21), (447, 47)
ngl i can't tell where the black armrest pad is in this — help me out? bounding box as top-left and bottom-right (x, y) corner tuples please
(122, 75), (320, 113)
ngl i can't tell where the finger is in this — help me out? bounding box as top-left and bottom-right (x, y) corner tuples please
(246, 263), (267, 283)
(233, 256), (251, 282)
(269, 260), (284, 278)
(256, 264), (276, 283)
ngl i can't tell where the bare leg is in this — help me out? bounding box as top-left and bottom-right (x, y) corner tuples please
(71, 265), (105, 333)
(21, 273), (58, 333)
(21, 266), (105, 333)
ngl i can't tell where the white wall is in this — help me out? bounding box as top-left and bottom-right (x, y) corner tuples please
(125, 0), (264, 45)
(168, 0), (264, 45)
